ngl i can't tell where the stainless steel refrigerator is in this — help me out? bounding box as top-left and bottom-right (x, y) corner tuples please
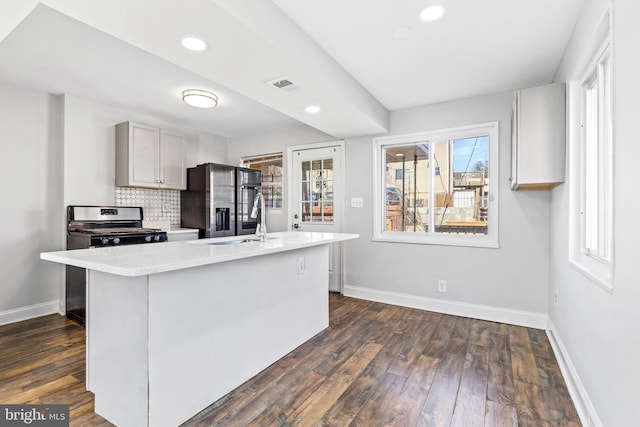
(181, 163), (262, 238)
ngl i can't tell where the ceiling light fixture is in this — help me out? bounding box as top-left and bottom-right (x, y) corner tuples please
(420, 4), (445, 22)
(305, 105), (321, 114)
(181, 89), (218, 108)
(181, 36), (207, 51)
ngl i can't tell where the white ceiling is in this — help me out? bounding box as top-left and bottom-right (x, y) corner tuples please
(0, 4), (301, 138)
(0, 0), (585, 139)
(273, 0), (586, 110)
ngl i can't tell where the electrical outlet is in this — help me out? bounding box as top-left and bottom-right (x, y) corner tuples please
(298, 256), (305, 274)
(554, 290), (558, 305)
(351, 197), (364, 208)
(438, 279), (447, 293)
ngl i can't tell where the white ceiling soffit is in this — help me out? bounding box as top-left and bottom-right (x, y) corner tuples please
(272, 0), (586, 110)
(0, 5), (301, 138)
(212, 0), (389, 137)
(0, 0), (585, 137)
(0, 0), (389, 139)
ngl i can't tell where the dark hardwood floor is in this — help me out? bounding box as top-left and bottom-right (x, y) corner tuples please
(0, 294), (580, 426)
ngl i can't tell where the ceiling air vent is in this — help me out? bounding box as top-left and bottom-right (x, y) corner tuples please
(267, 77), (300, 94)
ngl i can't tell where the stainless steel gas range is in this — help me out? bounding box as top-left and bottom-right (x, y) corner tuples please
(65, 205), (167, 326)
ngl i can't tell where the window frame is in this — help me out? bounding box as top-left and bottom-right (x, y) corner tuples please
(568, 18), (614, 291)
(373, 122), (499, 248)
(241, 152), (284, 210)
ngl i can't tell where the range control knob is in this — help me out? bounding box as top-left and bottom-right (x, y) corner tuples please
(113, 237), (121, 245)
(145, 235), (152, 243)
(154, 234), (162, 242)
(100, 238), (110, 246)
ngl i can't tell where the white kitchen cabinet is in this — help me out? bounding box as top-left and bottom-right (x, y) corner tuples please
(510, 83), (566, 190)
(158, 130), (186, 189)
(115, 122), (186, 190)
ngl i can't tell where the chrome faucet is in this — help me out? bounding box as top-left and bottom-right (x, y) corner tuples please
(250, 192), (267, 241)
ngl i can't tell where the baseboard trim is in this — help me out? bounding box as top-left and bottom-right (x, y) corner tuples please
(546, 319), (602, 427)
(342, 285), (547, 329)
(0, 300), (63, 326)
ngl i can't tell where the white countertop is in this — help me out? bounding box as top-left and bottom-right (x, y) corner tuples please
(41, 232), (358, 277)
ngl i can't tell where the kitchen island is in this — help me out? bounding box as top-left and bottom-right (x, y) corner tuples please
(41, 231), (358, 427)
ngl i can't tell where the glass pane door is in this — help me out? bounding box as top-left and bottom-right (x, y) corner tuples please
(300, 158), (334, 223)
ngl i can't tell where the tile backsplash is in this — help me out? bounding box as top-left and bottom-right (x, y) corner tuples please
(115, 187), (181, 226)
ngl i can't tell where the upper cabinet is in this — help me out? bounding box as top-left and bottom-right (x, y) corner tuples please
(158, 130), (187, 189)
(510, 83), (566, 190)
(115, 122), (186, 190)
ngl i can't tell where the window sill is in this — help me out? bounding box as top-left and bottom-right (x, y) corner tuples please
(373, 232), (499, 249)
(567, 258), (614, 294)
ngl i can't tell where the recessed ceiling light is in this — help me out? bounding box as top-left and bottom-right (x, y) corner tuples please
(420, 4), (445, 22)
(305, 105), (321, 114)
(182, 89), (218, 108)
(394, 27), (412, 39)
(181, 36), (207, 51)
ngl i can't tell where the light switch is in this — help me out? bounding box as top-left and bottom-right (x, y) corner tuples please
(351, 197), (364, 208)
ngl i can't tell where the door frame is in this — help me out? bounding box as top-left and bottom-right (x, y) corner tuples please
(287, 140), (346, 292)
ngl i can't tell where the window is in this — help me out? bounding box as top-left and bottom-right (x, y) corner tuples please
(569, 21), (613, 290)
(241, 153), (283, 209)
(300, 158), (334, 223)
(373, 122), (499, 248)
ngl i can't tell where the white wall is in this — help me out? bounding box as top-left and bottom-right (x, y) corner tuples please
(226, 92), (552, 325)
(0, 81), (64, 323)
(0, 87), (227, 321)
(344, 92), (551, 323)
(549, 0), (640, 426)
(63, 94), (227, 207)
(226, 125), (333, 232)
